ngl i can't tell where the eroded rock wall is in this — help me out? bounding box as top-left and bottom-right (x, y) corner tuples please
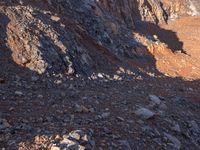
(1, 1), (143, 75)
(98, 0), (190, 26)
(0, 0), (196, 76)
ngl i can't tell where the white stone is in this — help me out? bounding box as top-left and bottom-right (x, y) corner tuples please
(15, 91), (23, 96)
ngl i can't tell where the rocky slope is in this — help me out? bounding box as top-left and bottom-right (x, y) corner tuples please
(98, 0), (189, 25)
(1, 0), (199, 77)
(1, 0), (143, 76)
(1, 0), (200, 150)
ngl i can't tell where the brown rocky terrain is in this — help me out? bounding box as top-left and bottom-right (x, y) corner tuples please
(0, 0), (200, 150)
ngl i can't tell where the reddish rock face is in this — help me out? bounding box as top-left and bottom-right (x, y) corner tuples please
(97, 0), (191, 26)
(0, 0), (198, 76)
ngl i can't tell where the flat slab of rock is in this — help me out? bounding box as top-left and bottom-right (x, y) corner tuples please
(135, 107), (155, 120)
(149, 95), (161, 105)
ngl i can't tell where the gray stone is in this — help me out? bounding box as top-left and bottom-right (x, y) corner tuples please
(31, 75), (39, 81)
(15, 91), (23, 96)
(135, 107), (155, 120)
(116, 117), (125, 121)
(159, 103), (168, 110)
(164, 133), (181, 150)
(0, 119), (11, 129)
(74, 104), (90, 113)
(69, 130), (81, 140)
(189, 120), (200, 133)
(149, 95), (161, 105)
(118, 140), (131, 150)
(171, 123), (181, 133)
(100, 112), (110, 119)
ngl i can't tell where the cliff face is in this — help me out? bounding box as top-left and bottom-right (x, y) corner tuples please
(98, 0), (190, 26)
(0, 0), (198, 76)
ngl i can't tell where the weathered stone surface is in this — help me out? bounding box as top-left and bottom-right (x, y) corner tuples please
(0, 0), (195, 76)
(149, 94), (161, 105)
(135, 107), (155, 119)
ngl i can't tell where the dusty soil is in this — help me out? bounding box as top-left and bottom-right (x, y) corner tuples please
(162, 17), (200, 59)
(156, 16), (200, 80)
(135, 16), (200, 80)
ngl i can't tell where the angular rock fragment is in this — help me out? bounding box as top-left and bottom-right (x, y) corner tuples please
(164, 133), (181, 150)
(0, 119), (11, 130)
(135, 107), (155, 120)
(149, 95), (161, 105)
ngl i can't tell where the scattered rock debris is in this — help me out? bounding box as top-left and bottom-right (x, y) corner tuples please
(0, 0), (200, 150)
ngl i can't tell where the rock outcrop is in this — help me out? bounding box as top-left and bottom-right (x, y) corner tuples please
(0, 0), (198, 76)
(98, 0), (192, 26)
